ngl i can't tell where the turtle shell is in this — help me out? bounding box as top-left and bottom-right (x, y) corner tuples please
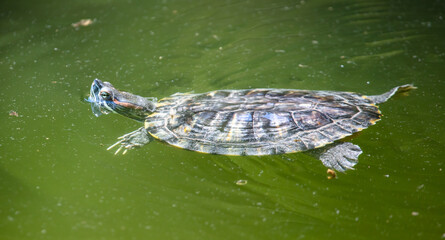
(144, 89), (381, 155)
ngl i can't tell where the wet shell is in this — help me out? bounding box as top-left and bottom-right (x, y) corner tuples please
(145, 89), (381, 155)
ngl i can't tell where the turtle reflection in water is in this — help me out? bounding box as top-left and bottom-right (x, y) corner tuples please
(87, 79), (415, 172)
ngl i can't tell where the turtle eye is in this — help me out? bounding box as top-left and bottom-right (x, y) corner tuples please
(100, 90), (112, 100)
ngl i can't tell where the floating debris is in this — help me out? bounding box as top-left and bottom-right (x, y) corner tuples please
(72, 19), (94, 28)
(9, 110), (19, 117)
(236, 179), (248, 185)
(327, 169), (336, 179)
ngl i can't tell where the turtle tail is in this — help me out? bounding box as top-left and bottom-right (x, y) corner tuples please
(367, 84), (417, 104)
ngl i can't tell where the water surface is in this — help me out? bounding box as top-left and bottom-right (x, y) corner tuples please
(1, 0), (444, 239)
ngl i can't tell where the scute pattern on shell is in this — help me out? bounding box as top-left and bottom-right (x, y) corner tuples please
(144, 89), (381, 155)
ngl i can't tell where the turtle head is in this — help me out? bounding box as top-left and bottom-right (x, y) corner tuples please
(87, 79), (156, 122)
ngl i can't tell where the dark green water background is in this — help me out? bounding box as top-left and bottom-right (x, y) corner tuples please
(1, 0), (444, 239)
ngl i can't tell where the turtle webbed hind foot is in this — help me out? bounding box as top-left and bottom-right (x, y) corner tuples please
(107, 127), (152, 155)
(319, 142), (363, 172)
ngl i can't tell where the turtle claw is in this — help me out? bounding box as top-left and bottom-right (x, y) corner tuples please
(114, 145), (124, 155)
(106, 127), (152, 155)
(113, 145), (129, 155)
(107, 139), (124, 151)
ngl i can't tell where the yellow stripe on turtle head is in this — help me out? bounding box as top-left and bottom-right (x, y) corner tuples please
(156, 102), (174, 107)
(147, 112), (160, 118)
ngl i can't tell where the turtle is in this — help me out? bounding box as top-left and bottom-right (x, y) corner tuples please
(87, 79), (415, 172)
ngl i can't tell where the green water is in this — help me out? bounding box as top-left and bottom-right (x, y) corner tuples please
(1, 0), (444, 239)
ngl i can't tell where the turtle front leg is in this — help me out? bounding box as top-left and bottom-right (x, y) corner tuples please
(107, 127), (152, 155)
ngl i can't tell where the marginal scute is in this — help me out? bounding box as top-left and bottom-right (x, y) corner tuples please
(145, 88), (383, 155)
